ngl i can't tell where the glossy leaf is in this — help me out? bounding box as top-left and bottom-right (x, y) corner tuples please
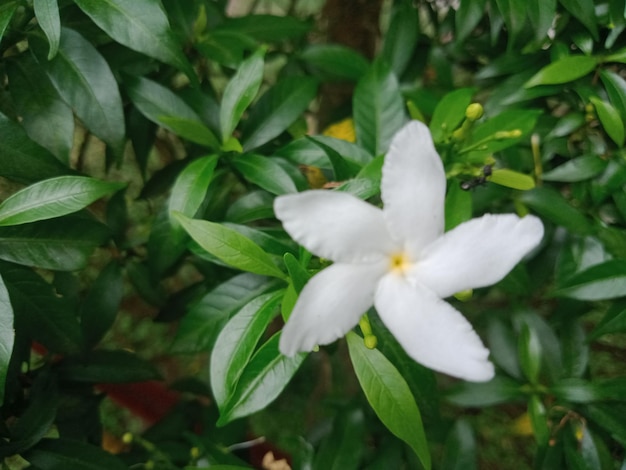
(0, 216), (110, 271)
(283, 252), (311, 293)
(278, 135), (372, 168)
(220, 48), (265, 142)
(542, 155), (608, 182)
(300, 44), (369, 82)
(171, 274), (281, 353)
(211, 291), (282, 409)
(353, 59), (406, 156)
(0, 176), (124, 226)
(232, 154), (298, 195)
(306, 136), (357, 181)
(600, 69), (626, 123)
(7, 55), (73, 163)
(0, 112), (69, 184)
(519, 187), (591, 234)
(241, 76), (318, 151)
(489, 169), (535, 190)
(590, 96), (625, 146)
(313, 406), (365, 470)
(495, 0), (527, 46)
(441, 419), (477, 470)
(0, 2), (17, 42)
(518, 323), (542, 384)
(559, 0), (599, 40)
(346, 332), (430, 470)
(528, 395), (549, 445)
(553, 260), (626, 300)
(455, 0), (486, 42)
(429, 88), (475, 143)
(73, 0), (195, 81)
(588, 300), (626, 341)
(173, 213), (286, 279)
(527, 0), (557, 42)
(57, 350), (160, 383)
(225, 190), (275, 224)
(24, 438), (127, 470)
(445, 182), (472, 230)
(0, 273), (13, 406)
(381, 2), (418, 77)
(29, 28), (125, 154)
(33, 0), (60, 59)
(446, 377), (525, 407)
(215, 14), (310, 42)
(80, 262), (123, 348)
(525, 55), (597, 87)
(217, 333), (306, 425)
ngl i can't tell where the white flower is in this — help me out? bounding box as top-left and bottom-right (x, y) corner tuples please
(274, 121), (544, 382)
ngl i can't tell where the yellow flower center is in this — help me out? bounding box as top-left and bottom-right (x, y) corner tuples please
(389, 252), (411, 274)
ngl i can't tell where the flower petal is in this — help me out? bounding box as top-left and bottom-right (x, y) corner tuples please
(279, 261), (386, 356)
(381, 121), (446, 255)
(375, 274), (494, 382)
(413, 214), (544, 298)
(274, 191), (395, 263)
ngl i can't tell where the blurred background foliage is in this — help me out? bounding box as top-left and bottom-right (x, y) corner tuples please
(0, 0), (626, 469)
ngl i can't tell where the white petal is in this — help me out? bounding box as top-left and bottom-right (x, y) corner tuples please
(413, 214), (544, 298)
(381, 121), (446, 255)
(274, 191), (396, 263)
(375, 274), (494, 382)
(279, 261), (387, 356)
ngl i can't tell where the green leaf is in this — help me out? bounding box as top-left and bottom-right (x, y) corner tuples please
(353, 59), (406, 156)
(0, 176), (124, 226)
(225, 190), (275, 224)
(559, 0), (599, 40)
(494, 0), (527, 46)
(0, 273), (14, 406)
(542, 155), (608, 182)
(585, 404), (626, 447)
(600, 69), (626, 123)
(278, 135), (373, 169)
(173, 213), (286, 279)
(588, 300), (626, 341)
(24, 438), (127, 470)
(0, 112), (70, 184)
(220, 49), (265, 142)
(73, 0), (195, 82)
(0, 216), (110, 271)
(445, 377), (525, 407)
(171, 274), (281, 353)
(57, 350), (160, 383)
(7, 55), (73, 163)
(528, 395), (549, 446)
(489, 169), (535, 190)
(218, 333), (305, 425)
(211, 291), (282, 409)
(124, 75), (219, 149)
(590, 96), (625, 146)
(455, 0), (487, 42)
(300, 44), (369, 82)
(242, 76), (318, 151)
(283, 253), (311, 293)
(519, 187), (591, 233)
(30, 28), (125, 154)
(33, 0), (60, 59)
(222, 223), (297, 258)
(0, 261), (81, 354)
(553, 260), (626, 300)
(215, 14), (310, 42)
(80, 262), (122, 348)
(232, 154), (297, 195)
(313, 406), (365, 470)
(346, 332), (430, 470)
(169, 155), (219, 236)
(441, 419), (477, 470)
(429, 88), (475, 143)
(518, 323), (542, 384)
(381, 2), (419, 77)
(305, 136), (356, 181)
(445, 182), (472, 231)
(525, 56), (597, 87)
(527, 0), (557, 42)
(0, 2), (17, 42)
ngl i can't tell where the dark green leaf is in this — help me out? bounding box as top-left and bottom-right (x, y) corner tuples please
(242, 76), (318, 151)
(346, 332), (430, 470)
(30, 28), (125, 154)
(600, 69), (626, 123)
(217, 333), (306, 425)
(495, 0), (527, 46)
(225, 190), (275, 224)
(80, 262), (123, 348)
(171, 273), (281, 353)
(306, 136), (356, 181)
(590, 96), (625, 146)
(559, 0), (599, 40)
(441, 419), (477, 470)
(211, 291), (282, 409)
(232, 154), (298, 195)
(381, 2), (418, 77)
(0, 2), (18, 42)
(220, 48), (265, 142)
(283, 253), (310, 293)
(518, 323), (542, 384)
(147, 207), (187, 277)
(584, 404), (626, 447)
(353, 59), (406, 156)
(446, 377), (524, 407)
(519, 187), (591, 233)
(1, 261), (81, 354)
(24, 438), (127, 470)
(33, 0), (60, 59)
(215, 15), (310, 42)
(73, 0), (195, 82)
(429, 88), (475, 143)
(57, 350), (160, 383)
(300, 44), (369, 82)
(0, 112), (69, 184)
(542, 155), (608, 182)
(588, 300), (626, 341)
(445, 182), (472, 230)
(196, 30), (257, 67)
(222, 223), (297, 258)
(0, 176), (124, 226)
(0, 273), (13, 406)
(313, 406), (365, 470)
(455, 0), (486, 42)
(0, 216), (110, 271)
(525, 56), (597, 87)
(590, 159), (626, 204)
(7, 55), (73, 163)
(528, 395), (549, 445)
(553, 260), (626, 300)
(527, 0), (557, 42)
(560, 320), (588, 378)
(277, 135), (372, 168)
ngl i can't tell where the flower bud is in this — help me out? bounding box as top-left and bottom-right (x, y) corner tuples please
(465, 103), (484, 121)
(122, 433), (133, 444)
(364, 334), (378, 349)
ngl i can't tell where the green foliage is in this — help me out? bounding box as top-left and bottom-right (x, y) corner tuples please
(0, 0), (625, 468)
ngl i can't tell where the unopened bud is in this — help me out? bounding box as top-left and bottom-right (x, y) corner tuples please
(364, 334), (378, 349)
(465, 103), (484, 121)
(494, 129), (522, 139)
(122, 433), (133, 444)
(190, 447), (201, 459)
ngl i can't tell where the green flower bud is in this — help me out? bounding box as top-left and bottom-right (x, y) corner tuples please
(465, 103), (484, 121)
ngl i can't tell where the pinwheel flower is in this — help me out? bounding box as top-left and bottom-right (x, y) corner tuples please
(274, 121), (544, 381)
